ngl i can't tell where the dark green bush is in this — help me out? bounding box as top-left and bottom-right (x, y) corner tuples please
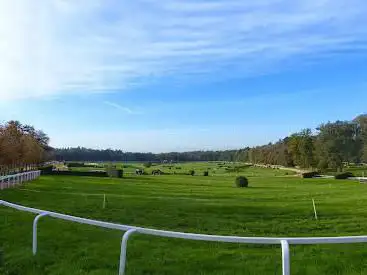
(335, 172), (354, 179)
(317, 160), (329, 171)
(235, 176), (249, 188)
(302, 171), (320, 178)
(189, 170), (195, 176)
(38, 165), (54, 175)
(107, 169), (123, 178)
(67, 162), (86, 167)
(144, 162), (152, 168)
(47, 170), (108, 177)
(203, 171), (209, 176)
(152, 169), (163, 175)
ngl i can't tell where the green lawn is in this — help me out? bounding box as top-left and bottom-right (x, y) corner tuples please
(1, 168), (367, 274)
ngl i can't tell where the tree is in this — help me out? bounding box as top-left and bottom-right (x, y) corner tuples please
(0, 121), (50, 171)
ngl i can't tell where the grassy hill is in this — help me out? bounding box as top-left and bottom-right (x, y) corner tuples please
(1, 163), (366, 274)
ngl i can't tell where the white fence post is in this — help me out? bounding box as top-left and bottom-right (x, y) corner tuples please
(33, 212), (49, 255)
(119, 229), (137, 275)
(281, 240), (290, 275)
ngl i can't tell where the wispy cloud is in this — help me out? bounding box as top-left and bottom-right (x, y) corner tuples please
(1, 0), (367, 100)
(103, 101), (141, 115)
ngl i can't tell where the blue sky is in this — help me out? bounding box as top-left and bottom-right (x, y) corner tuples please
(1, 0), (367, 152)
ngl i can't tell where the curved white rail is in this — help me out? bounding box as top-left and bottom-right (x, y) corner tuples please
(1, 200), (367, 275)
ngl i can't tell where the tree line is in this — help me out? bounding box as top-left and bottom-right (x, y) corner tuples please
(0, 121), (50, 173)
(235, 115), (367, 170)
(53, 147), (239, 163)
(54, 115), (367, 170)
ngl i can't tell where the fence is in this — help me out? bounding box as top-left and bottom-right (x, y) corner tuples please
(0, 170), (41, 190)
(1, 200), (367, 275)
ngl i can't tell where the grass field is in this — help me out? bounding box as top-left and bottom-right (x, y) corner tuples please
(67, 161), (297, 177)
(1, 164), (367, 274)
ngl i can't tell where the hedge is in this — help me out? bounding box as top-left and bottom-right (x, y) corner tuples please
(67, 162), (87, 167)
(38, 165), (54, 175)
(302, 171), (320, 178)
(152, 169), (163, 175)
(46, 170), (108, 177)
(107, 169), (123, 178)
(335, 172), (354, 179)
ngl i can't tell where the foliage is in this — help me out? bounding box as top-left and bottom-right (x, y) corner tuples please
(107, 169), (123, 178)
(54, 147), (240, 162)
(144, 162), (152, 168)
(46, 170), (108, 177)
(52, 115), (367, 172)
(335, 172), (354, 179)
(302, 171), (320, 178)
(38, 165), (54, 175)
(67, 162), (89, 167)
(203, 171), (209, 176)
(0, 121), (50, 169)
(235, 176), (249, 187)
(189, 170), (195, 176)
(152, 169), (163, 175)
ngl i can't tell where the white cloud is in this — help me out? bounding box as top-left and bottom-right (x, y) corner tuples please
(103, 101), (141, 114)
(1, 0), (367, 100)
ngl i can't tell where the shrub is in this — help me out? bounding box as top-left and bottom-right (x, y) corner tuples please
(189, 170), (195, 176)
(235, 176), (249, 188)
(317, 160), (329, 171)
(107, 169), (123, 178)
(203, 171), (209, 176)
(335, 172), (354, 179)
(67, 162), (86, 167)
(302, 171), (320, 178)
(144, 162), (152, 168)
(47, 170), (108, 177)
(38, 165), (54, 175)
(152, 169), (163, 175)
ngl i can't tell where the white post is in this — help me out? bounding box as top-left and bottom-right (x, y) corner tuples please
(33, 213), (49, 255)
(119, 229), (136, 275)
(312, 198), (318, 220)
(103, 194), (106, 209)
(281, 240), (290, 275)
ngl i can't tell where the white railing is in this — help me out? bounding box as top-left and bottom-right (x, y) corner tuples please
(0, 170), (41, 190)
(1, 200), (367, 275)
